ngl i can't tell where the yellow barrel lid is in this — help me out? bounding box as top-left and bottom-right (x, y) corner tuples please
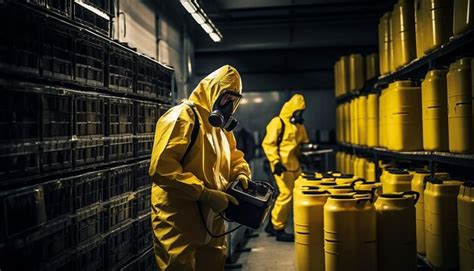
(389, 80), (417, 88)
(426, 178), (463, 194)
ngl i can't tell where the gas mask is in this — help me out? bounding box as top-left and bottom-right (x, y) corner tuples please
(290, 110), (305, 124)
(208, 90), (242, 131)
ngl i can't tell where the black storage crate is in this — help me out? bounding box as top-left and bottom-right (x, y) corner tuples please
(105, 222), (134, 270)
(0, 4), (41, 76)
(107, 96), (133, 135)
(40, 252), (75, 271)
(133, 214), (152, 255)
(74, 238), (105, 271)
(41, 91), (73, 140)
(132, 188), (151, 218)
(0, 142), (41, 182)
(134, 160), (150, 191)
(120, 247), (157, 271)
(159, 65), (173, 101)
(134, 134), (154, 158)
(74, 204), (102, 245)
(43, 177), (74, 221)
(41, 139), (73, 172)
(135, 56), (158, 98)
(0, 178), (73, 242)
(135, 101), (159, 135)
(72, 170), (105, 211)
(159, 103), (172, 117)
(21, 0), (73, 18)
(73, 137), (105, 167)
(0, 185), (47, 240)
(105, 165), (134, 200)
(106, 135), (133, 161)
(74, 93), (105, 137)
(0, 90), (40, 143)
(74, 3), (110, 37)
(41, 17), (76, 81)
(102, 194), (132, 232)
(75, 30), (106, 86)
(83, 0), (114, 15)
(108, 42), (134, 93)
(3, 217), (74, 271)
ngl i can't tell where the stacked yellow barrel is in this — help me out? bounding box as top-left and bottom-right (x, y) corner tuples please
(458, 182), (474, 271)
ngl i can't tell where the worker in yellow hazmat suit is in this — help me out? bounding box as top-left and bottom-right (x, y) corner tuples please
(262, 94), (309, 242)
(149, 65), (251, 270)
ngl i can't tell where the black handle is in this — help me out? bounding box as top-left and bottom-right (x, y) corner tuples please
(402, 191), (420, 204)
(354, 189), (374, 203)
(351, 178), (366, 187)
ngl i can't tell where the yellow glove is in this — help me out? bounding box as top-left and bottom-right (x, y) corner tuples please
(199, 187), (239, 213)
(235, 174), (250, 189)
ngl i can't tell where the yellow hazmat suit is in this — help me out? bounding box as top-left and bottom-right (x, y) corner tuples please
(149, 65), (251, 271)
(262, 94), (309, 231)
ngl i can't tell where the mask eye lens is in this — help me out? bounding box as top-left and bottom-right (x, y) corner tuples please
(219, 95), (237, 106)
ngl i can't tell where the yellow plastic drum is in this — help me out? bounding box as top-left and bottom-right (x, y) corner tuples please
(375, 191), (418, 271)
(379, 12), (392, 75)
(423, 0), (454, 53)
(425, 179), (463, 270)
(349, 54), (365, 91)
(294, 189), (331, 271)
(458, 182), (474, 271)
(386, 80), (423, 151)
(411, 170), (450, 255)
(379, 88), (388, 148)
(358, 96), (368, 146)
(383, 169), (413, 193)
(367, 93), (379, 147)
(392, 0), (416, 68)
(366, 161), (377, 182)
(447, 58), (473, 153)
(422, 69), (449, 151)
(453, 0), (474, 36)
(415, 0), (425, 58)
(365, 53), (379, 80)
(324, 194), (377, 271)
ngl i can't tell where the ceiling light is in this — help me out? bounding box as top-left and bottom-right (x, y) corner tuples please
(179, 0), (197, 13)
(191, 12), (206, 24)
(209, 32), (222, 42)
(200, 23), (213, 33)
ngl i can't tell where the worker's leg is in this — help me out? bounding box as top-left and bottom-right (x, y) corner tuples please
(271, 171), (296, 230)
(195, 243), (227, 271)
(153, 231), (197, 271)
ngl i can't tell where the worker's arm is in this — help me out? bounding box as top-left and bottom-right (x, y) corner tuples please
(300, 125), (310, 144)
(226, 132), (251, 181)
(261, 117), (283, 167)
(149, 105), (204, 201)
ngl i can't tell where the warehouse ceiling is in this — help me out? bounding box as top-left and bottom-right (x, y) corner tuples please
(191, 0), (396, 91)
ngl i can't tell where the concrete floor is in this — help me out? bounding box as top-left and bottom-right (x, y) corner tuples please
(227, 212), (296, 271)
(232, 228), (296, 271)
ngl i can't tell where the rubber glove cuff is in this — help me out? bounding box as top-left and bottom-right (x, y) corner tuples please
(199, 187), (239, 213)
(235, 174), (250, 189)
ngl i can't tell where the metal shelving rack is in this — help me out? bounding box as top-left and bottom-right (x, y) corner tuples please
(335, 28), (474, 182)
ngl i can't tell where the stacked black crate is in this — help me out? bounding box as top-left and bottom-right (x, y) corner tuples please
(0, 1), (171, 269)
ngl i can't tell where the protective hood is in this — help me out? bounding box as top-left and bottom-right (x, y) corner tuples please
(279, 94), (306, 121)
(189, 65), (242, 113)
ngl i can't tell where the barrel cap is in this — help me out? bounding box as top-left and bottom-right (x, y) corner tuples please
(387, 169), (409, 175)
(317, 181), (337, 186)
(330, 194), (355, 199)
(337, 173), (354, 178)
(302, 190), (330, 195)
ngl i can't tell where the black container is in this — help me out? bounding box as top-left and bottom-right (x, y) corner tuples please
(224, 180), (274, 229)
